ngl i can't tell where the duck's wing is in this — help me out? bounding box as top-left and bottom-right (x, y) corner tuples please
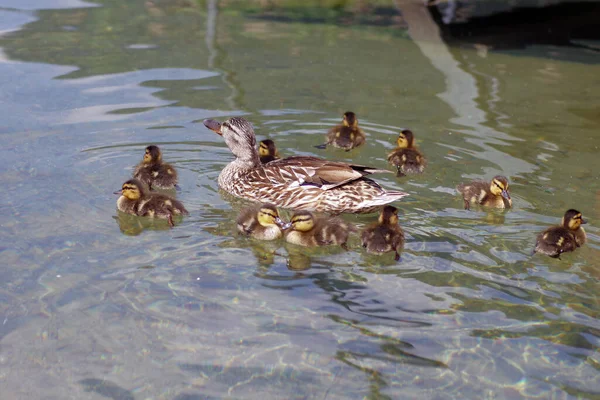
(264, 156), (392, 190)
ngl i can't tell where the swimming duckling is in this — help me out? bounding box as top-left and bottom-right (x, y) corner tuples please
(236, 203), (286, 240)
(133, 145), (178, 190)
(258, 139), (280, 164)
(534, 209), (587, 258)
(387, 129), (426, 177)
(361, 206), (405, 261)
(115, 178), (188, 227)
(456, 175), (512, 210)
(284, 211), (354, 249)
(324, 111), (366, 151)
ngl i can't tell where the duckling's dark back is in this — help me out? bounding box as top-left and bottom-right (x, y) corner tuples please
(534, 227), (578, 258)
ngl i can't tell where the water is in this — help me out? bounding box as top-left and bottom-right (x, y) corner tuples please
(1, 0), (600, 398)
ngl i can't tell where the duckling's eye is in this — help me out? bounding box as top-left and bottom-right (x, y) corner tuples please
(261, 211), (277, 219)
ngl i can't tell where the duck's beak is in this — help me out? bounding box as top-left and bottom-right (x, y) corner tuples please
(501, 190), (511, 200)
(203, 119), (222, 135)
(113, 189), (122, 195)
(581, 218), (588, 224)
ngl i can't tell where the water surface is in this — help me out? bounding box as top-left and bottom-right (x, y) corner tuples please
(1, 1), (600, 399)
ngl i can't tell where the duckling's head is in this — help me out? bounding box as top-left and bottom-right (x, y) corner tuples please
(396, 130), (414, 149)
(143, 145), (162, 164)
(289, 211), (315, 232)
(342, 111), (358, 128)
(489, 175), (510, 200)
(258, 139), (278, 158)
(562, 209), (587, 230)
(257, 204), (286, 228)
(119, 179), (146, 200)
(378, 205), (399, 226)
(204, 117), (258, 162)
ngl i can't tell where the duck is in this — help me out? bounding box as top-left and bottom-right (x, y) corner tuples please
(203, 117), (408, 214)
(236, 203), (286, 240)
(133, 145), (178, 190)
(534, 209), (587, 258)
(284, 211), (354, 249)
(258, 139), (280, 164)
(387, 129), (426, 177)
(361, 205), (405, 261)
(456, 175), (512, 210)
(324, 111), (366, 151)
(115, 178), (188, 227)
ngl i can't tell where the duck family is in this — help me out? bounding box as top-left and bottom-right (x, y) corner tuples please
(114, 113), (588, 260)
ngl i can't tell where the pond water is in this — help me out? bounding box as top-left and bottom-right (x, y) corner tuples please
(1, 0), (600, 399)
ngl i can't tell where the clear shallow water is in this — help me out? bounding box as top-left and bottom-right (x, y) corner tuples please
(1, 1), (600, 399)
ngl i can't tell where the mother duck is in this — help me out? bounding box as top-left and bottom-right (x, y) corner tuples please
(204, 117), (408, 214)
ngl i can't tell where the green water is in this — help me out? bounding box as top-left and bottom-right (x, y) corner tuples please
(1, 0), (600, 398)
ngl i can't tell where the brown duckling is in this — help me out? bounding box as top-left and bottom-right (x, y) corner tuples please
(284, 211), (354, 249)
(325, 111), (366, 151)
(258, 139), (280, 164)
(534, 209), (587, 258)
(133, 145), (178, 190)
(456, 175), (512, 210)
(361, 206), (405, 261)
(236, 203), (286, 240)
(387, 129), (426, 177)
(115, 178), (188, 227)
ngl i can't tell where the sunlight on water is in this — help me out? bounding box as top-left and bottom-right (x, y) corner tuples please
(1, 0), (600, 399)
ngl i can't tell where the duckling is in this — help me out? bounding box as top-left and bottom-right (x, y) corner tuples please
(456, 175), (512, 210)
(361, 206), (405, 261)
(133, 145), (178, 190)
(534, 209), (587, 258)
(387, 129), (426, 177)
(325, 111), (366, 151)
(284, 211), (354, 249)
(115, 178), (188, 227)
(236, 203), (286, 240)
(258, 139), (280, 164)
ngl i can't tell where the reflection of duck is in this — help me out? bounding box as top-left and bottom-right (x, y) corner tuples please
(133, 145), (178, 190)
(284, 211), (353, 249)
(115, 179), (188, 227)
(387, 130), (426, 177)
(456, 175), (512, 210)
(258, 139), (280, 164)
(361, 206), (405, 261)
(326, 111), (366, 151)
(236, 203), (286, 240)
(203, 117), (408, 214)
(534, 209), (587, 258)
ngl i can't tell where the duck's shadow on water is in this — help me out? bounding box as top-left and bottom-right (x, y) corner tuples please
(113, 212), (185, 236)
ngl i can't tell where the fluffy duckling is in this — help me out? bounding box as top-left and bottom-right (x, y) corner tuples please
(133, 145), (178, 190)
(325, 111), (366, 151)
(284, 211), (354, 249)
(115, 178), (188, 227)
(456, 175), (512, 210)
(534, 209), (587, 258)
(387, 129), (426, 177)
(361, 206), (405, 261)
(236, 203), (286, 240)
(258, 139), (280, 164)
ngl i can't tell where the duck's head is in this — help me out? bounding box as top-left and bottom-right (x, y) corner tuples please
(289, 211), (315, 232)
(143, 145), (162, 164)
(378, 205), (399, 226)
(342, 111), (358, 128)
(258, 139), (278, 159)
(562, 209), (587, 230)
(396, 130), (414, 149)
(115, 179), (146, 200)
(489, 175), (510, 201)
(204, 117), (258, 162)
(257, 204), (286, 228)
